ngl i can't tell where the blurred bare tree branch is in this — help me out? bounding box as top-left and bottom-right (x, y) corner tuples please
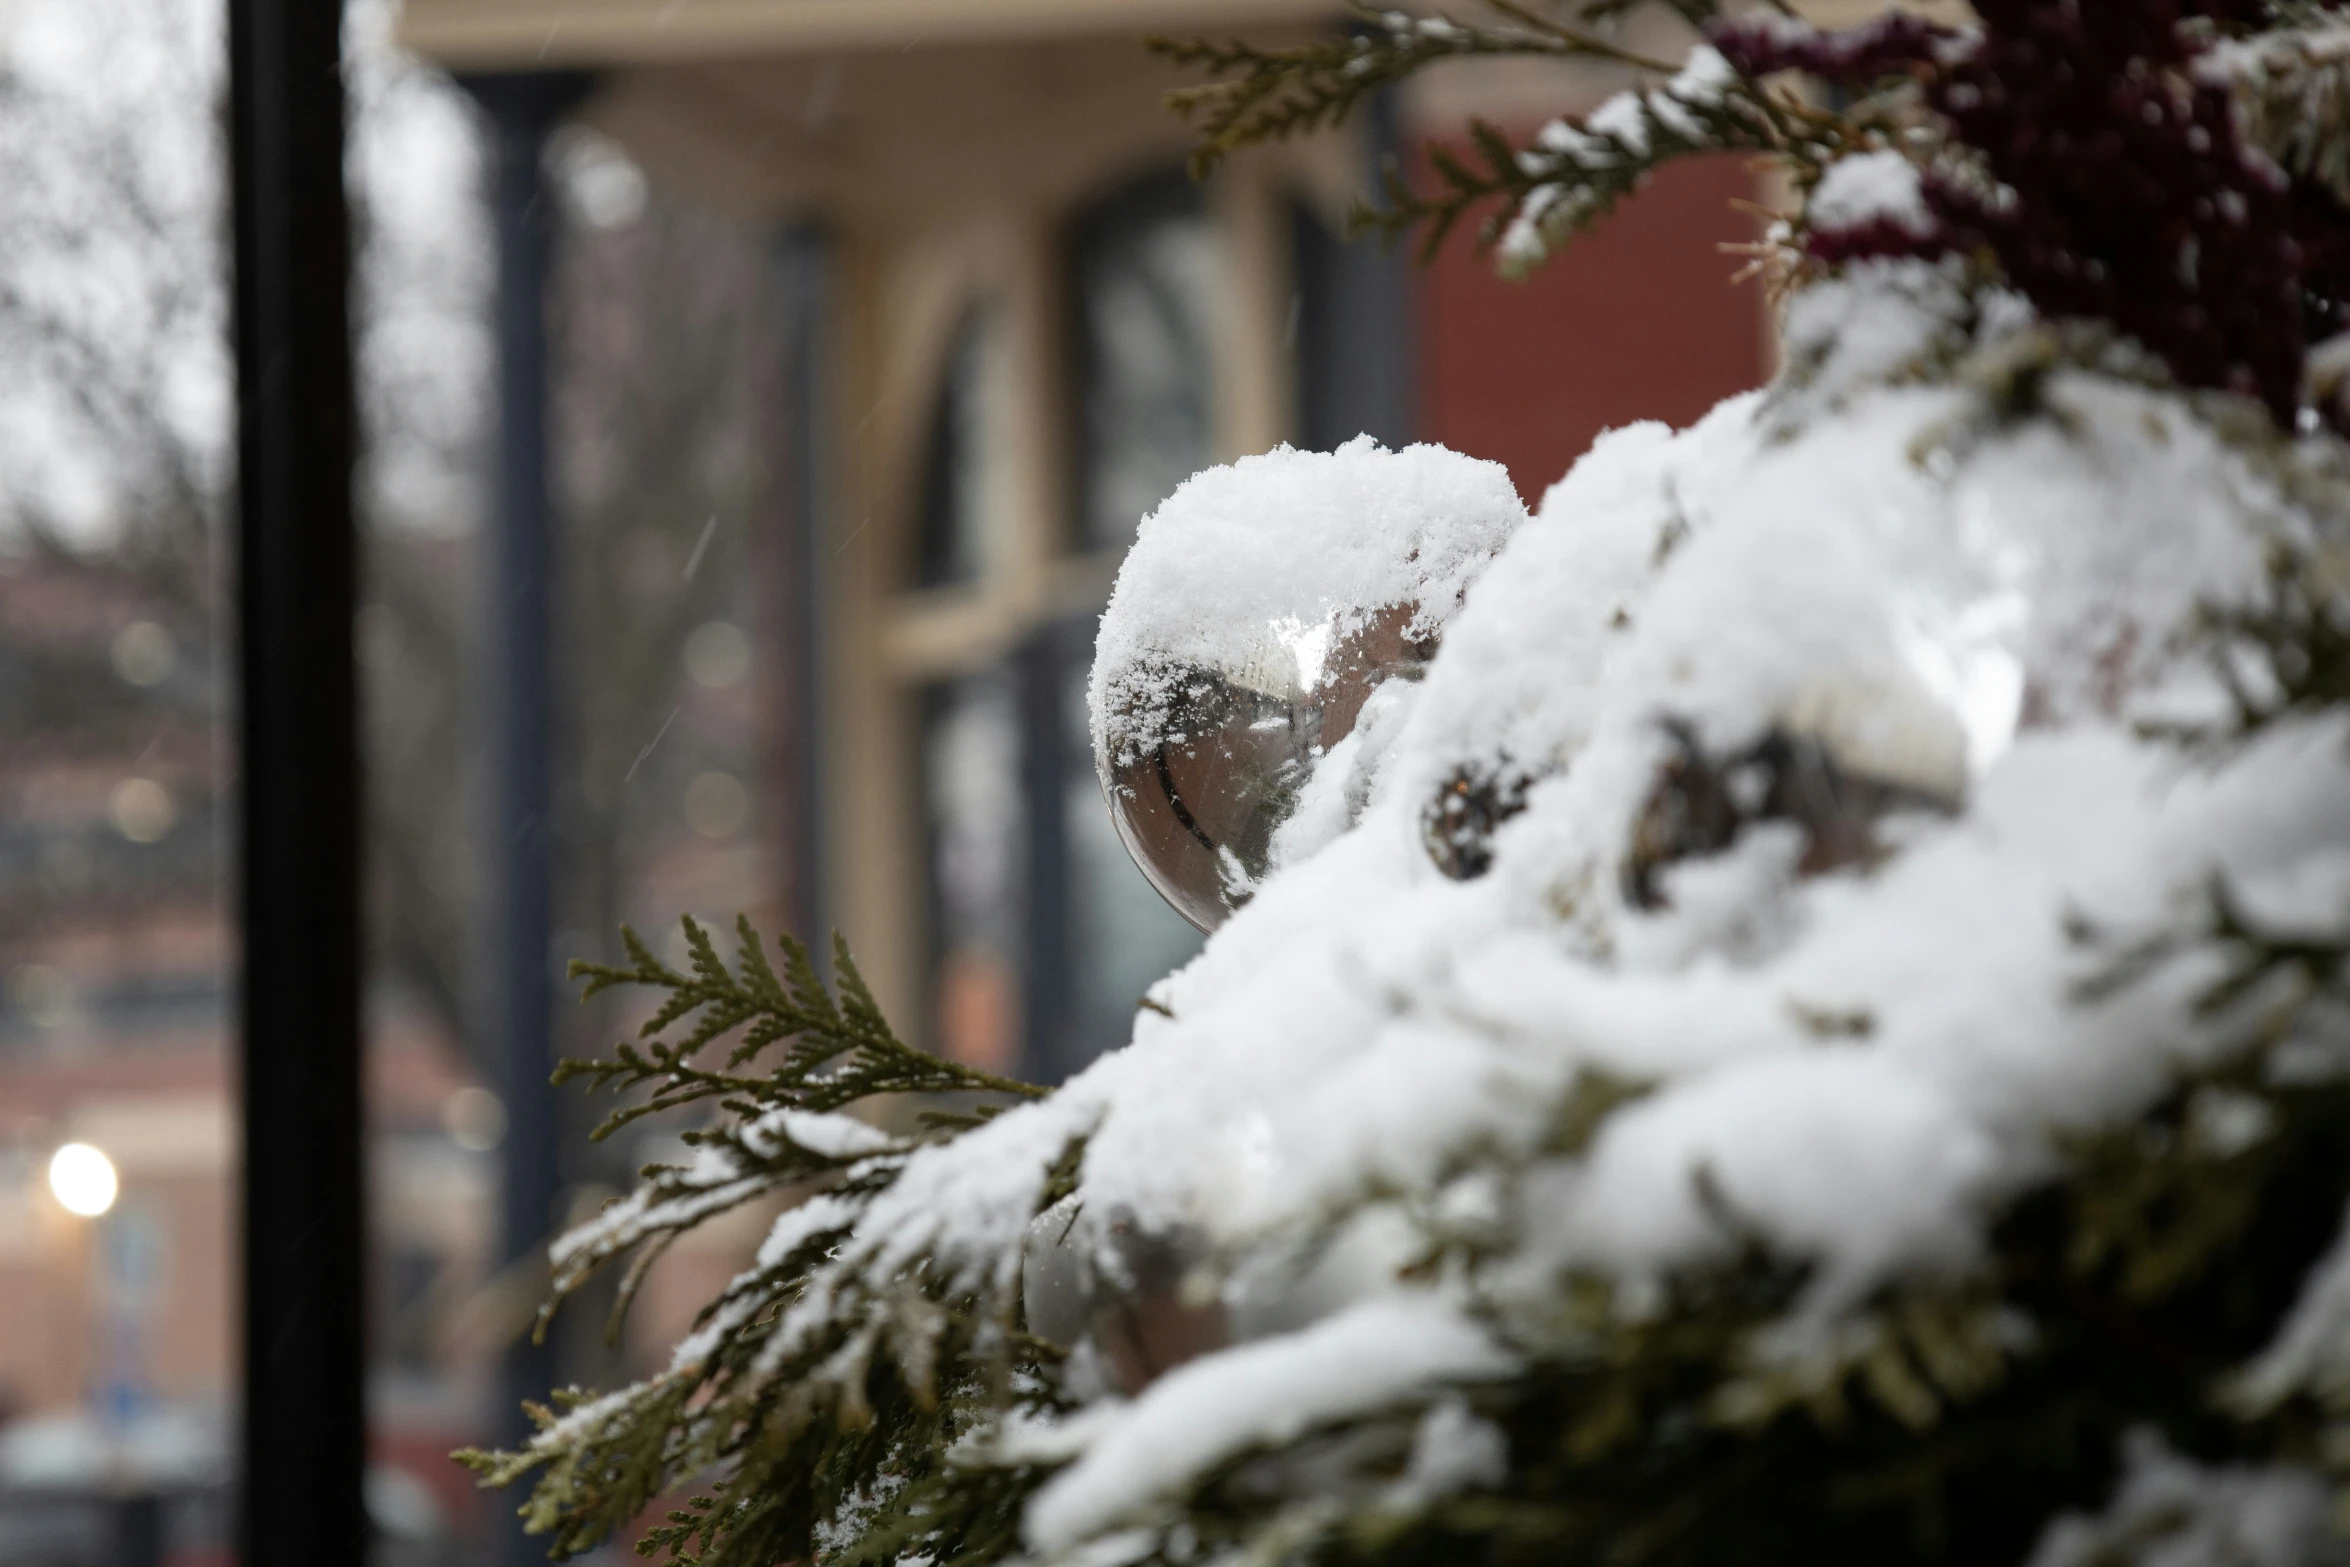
(0, 1), (789, 1126)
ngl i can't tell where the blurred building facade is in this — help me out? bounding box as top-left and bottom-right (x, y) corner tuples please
(401, 0), (1774, 1087)
(0, 535), (505, 1561)
(0, 0), (1828, 1558)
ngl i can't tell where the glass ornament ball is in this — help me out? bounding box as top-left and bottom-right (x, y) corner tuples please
(1022, 1199), (1227, 1395)
(1100, 603), (1436, 931)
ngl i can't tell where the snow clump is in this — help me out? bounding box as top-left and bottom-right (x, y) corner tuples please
(1087, 437), (1523, 774)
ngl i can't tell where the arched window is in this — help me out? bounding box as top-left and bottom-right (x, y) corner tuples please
(1071, 173), (1216, 554)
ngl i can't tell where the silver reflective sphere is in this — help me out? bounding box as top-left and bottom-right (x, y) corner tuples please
(1100, 603), (1436, 931)
(1021, 1198), (1227, 1394)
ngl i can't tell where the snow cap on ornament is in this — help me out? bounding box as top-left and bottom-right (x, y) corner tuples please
(1089, 438), (1526, 930)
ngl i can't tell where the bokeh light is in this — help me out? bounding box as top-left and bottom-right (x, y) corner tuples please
(48, 1141), (118, 1218)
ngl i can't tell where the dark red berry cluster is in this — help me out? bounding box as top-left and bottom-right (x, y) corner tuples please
(1713, 2), (2350, 430)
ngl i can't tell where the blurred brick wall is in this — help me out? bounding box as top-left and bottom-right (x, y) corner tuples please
(1416, 153), (1770, 505)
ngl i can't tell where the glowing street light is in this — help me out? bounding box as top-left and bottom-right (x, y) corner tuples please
(49, 1142), (118, 1218)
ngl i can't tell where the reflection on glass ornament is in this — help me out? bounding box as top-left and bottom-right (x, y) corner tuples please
(1088, 440), (1528, 929)
(1623, 716), (1965, 910)
(1022, 1198), (1227, 1395)
(1099, 604), (1438, 931)
(1422, 764), (1532, 881)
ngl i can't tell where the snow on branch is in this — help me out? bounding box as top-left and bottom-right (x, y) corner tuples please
(1151, 4), (1696, 182)
(456, 917), (1061, 1562)
(1488, 43), (1773, 272)
(2206, 15), (2350, 202)
(1153, 3), (1821, 266)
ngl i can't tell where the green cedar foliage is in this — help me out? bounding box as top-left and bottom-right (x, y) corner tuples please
(466, 574), (2350, 1561)
(456, 918), (1066, 1563)
(467, 866), (2350, 1565)
(467, 7), (2350, 1564)
(1149, 1), (1865, 268)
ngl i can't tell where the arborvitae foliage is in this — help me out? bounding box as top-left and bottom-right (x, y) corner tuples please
(471, 7), (2350, 1566)
(1153, 2), (1845, 266)
(472, 874), (2350, 1565)
(456, 919), (1065, 1563)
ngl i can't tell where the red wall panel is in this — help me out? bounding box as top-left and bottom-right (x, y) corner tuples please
(1415, 154), (1770, 505)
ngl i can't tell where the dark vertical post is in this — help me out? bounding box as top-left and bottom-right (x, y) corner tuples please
(227, 2), (365, 1565)
(772, 228), (831, 957)
(1016, 627), (1071, 1083)
(462, 70), (584, 1567)
(109, 1489), (162, 1567)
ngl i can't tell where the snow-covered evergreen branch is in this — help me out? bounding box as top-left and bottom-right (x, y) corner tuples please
(2207, 12), (2350, 201)
(457, 917), (1060, 1561)
(467, 8), (2350, 1567)
(1153, 3), (1822, 266)
(1151, 4), (1693, 182)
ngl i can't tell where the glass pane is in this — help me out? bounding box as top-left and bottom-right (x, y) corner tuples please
(993, 621), (1203, 1088)
(1289, 196), (1412, 453)
(1059, 653), (1202, 1064)
(921, 670), (1026, 1076)
(913, 313), (996, 589)
(1074, 174), (1216, 554)
(0, 0), (235, 1558)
